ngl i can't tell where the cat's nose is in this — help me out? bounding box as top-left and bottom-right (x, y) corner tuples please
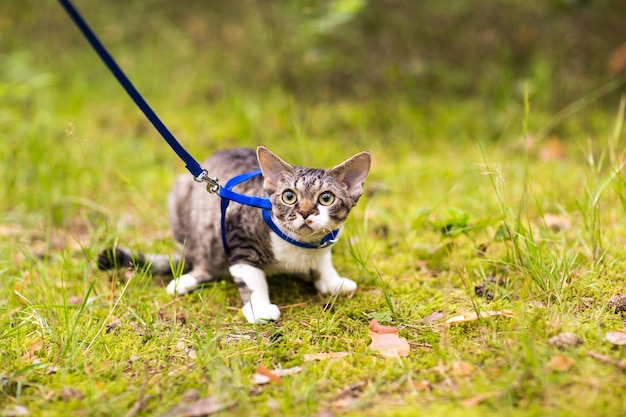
(297, 200), (315, 218)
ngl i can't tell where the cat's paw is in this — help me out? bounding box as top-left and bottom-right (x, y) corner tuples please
(242, 302), (281, 324)
(166, 274), (199, 295)
(315, 277), (357, 295)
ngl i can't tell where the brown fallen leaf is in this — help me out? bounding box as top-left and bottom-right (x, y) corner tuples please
(59, 386), (85, 401)
(369, 320), (400, 334)
(253, 365), (282, 385)
(451, 361), (475, 378)
(605, 331), (626, 345)
(368, 320), (410, 358)
(548, 332), (583, 350)
(445, 310), (514, 324)
(609, 42), (626, 76)
(67, 296), (83, 306)
(303, 352), (349, 362)
(461, 392), (497, 408)
(545, 354), (575, 373)
(543, 213), (571, 232)
(156, 396), (235, 417)
(587, 350), (626, 371)
(332, 381), (367, 409)
(537, 136), (567, 161)
(422, 311), (444, 322)
(2, 405), (29, 417)
(410, 379), (432, 392)
(252, 365), (303, 385)
(20, 338), (44, 363)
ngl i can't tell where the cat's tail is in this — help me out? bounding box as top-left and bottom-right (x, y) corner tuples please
(97, 246), (191, 276)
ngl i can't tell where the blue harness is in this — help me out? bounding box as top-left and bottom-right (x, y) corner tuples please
(59, 0), (341, 253)
(219, 170), (340, 253)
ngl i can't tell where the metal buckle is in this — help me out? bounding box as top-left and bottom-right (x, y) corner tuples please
(194, 169), (220, 193)
(319, 239), (338, 249)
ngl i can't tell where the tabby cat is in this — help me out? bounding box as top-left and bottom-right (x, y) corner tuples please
(98, 146), (371, 323)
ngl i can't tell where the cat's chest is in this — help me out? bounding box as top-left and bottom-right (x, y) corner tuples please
(264, 234), (330, 275)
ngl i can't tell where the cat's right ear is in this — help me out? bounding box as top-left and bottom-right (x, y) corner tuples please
(257, 146), (295, 193)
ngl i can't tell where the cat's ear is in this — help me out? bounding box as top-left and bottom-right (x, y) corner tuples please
(257, 146), (295, 193)
(330, 151), (371, 201)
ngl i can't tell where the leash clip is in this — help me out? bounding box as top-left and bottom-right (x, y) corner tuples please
(195, 169), (220, 193)
(319, 238), (338, 249)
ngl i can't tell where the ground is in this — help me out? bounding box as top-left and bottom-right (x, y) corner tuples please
(1, 2), (626, 417)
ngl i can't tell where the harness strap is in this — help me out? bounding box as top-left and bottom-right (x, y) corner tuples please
(219, 171), (340, 253)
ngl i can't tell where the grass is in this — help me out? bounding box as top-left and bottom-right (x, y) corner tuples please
(2, 2), (626, 416)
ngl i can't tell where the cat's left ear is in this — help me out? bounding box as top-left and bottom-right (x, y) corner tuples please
(257, 146), (295, 193)
(330, 151), (371, 201)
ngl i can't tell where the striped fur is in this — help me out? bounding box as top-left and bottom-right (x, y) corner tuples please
(98, 146), (370, 323)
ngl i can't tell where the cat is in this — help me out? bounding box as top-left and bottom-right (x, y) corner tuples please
(97, 146), (371, 323)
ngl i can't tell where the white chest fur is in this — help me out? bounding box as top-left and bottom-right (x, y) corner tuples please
(265, 233), (332, 276)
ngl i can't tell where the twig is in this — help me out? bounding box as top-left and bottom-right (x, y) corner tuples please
(587, 350), (626, 371)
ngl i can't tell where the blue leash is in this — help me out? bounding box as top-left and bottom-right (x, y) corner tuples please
(59, 0), (340, 252)
(57, 0), (210, 183)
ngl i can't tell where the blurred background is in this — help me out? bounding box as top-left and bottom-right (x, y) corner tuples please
(1, 0), (625, 229)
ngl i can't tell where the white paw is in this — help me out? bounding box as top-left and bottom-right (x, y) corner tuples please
(242, 302), (281, 324)
(166, 274), (199, 295)
(315, 277), (358, 295)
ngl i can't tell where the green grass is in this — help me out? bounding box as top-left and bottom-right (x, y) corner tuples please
(2, 2), (626, 416)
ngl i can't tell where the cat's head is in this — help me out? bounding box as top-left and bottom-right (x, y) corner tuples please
(257, 146), (371, 243)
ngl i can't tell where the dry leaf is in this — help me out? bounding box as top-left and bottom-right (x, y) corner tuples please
(369, 320), (400, 334)
(303, 352), (349, 361)
(411, 379), (432, 392)
(445, 310), (514, 324)
(451, 361), (475, 378)
(67, 296), (83, 306)
(59, 386), (85, 401)
(538, 136), (567, 161)
(548, 332), (582, 349)
(181, 389), (200, 403)
(332, 381), (366, 409)
(587, 351), (626, 371)
(545, 354), (575, 372)
(20, 338), (44, 363)
(2, 405), (29, 417)
(253, 365), (282, 385)
(461, 392), (496, 408)
(368, 320), (410, 358)
(543, 213), (571, 232)
(609, 42), (626, 75)
(156, 396), (235, 417)
(422, 311), (444, 322)
(605, 331), (626, 345)
(271, 366), (302, 377)
(252, 365), (302, 385)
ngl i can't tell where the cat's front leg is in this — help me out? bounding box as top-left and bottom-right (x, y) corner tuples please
(313, 251), (358, 295)
(230, 264), (280, 324)
(166, 269), (212, 295)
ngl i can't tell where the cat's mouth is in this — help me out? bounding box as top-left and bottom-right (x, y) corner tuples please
(288, 221), (320, 235)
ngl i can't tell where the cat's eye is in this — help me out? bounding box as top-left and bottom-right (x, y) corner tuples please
(281, 190), (297, 205)
(318, 192), (335, 206)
